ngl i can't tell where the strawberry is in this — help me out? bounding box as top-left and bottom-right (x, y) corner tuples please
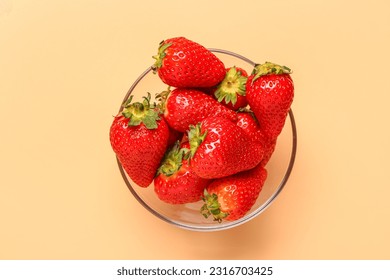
(154, 141), (210, 204)
(246, 62), (294, 140)
(235, 111), (276, 167)
(152, 37), (226, 88)
(157, 87), (237, 133)
(214, 66), (248, 110)
(188, 116), (263, 179)
(235, 110), (261, 141)
(109, 93), (169, 188)
(260, 138), (277, 167)
(201, 164), (268, 222)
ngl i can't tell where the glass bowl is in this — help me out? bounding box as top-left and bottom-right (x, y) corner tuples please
(115, 49), (297, 231)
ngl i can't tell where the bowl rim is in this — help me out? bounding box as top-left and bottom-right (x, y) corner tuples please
(115, 48), (298, 232)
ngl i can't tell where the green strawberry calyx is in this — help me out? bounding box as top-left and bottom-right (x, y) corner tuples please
(251, 61), (292, 83)
(214, 66), (247, 105)
(200, 189), (229, 223)
(152, 41), (172, 73)
(155, 87), (171, 114)
(157, 141), (189, 177)
(187, 123), (208, 158)
(121, 92), (160, 129)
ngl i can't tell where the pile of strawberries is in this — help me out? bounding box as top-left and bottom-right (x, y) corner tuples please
(110, 37), (294, 223)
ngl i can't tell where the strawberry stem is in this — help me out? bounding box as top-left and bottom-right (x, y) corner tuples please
(152, 41), (172, 73)
(214, 66), (247, 105)
(251, 61), (292, 83)
(155, 87), (171, 114)
(188, 123), (207, 158)
(157, 141), (185, 176)
(200, 189), (229, 223)
(121, 93), (160, 129)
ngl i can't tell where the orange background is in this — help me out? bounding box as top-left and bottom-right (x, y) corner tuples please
(1, 0), (389, 259)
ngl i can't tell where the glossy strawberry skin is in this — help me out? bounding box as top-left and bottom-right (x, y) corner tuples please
(235, 111), (262, 141)
(246, 73), (294, 140)
(260, 138), (277, 167)
(163, 88), (238, 133)
(202, 164), (268, 221)
(154, 142), (210, 204)
(235, 112), (277, 166)
(153, 37), (226, 88)
(189, 116), (263, 179)
(109, 115), (169, 188)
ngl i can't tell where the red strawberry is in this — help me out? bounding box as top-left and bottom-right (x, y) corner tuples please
(188, 116), (263, 179)
(214, 66), (248, 110)
(152, 37), (226, 88)
(109, 94), (169, 188)
(154, 141), (210, 204)
(235, 111), (276, 167)
(260, 137), (277, 167)
(157, 88), (237, 133)
(246, 62), (294, 140)
(201, 164), (268, 222)
(235, 110), (261, 141)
